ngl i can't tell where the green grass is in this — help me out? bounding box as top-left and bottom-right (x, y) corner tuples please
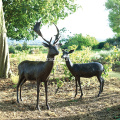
(109, 71), (120, 80)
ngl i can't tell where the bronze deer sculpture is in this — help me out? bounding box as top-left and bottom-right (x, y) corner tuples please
(17, 21), (60, 110)
(61, 49), (104, 98)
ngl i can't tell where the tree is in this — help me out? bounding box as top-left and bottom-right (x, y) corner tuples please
(22, 41), (28, 50)
(0, 0), (79, 78)
(105, 0), (120, 36)
(61, 33), (98, 49)
(3, 0), (78, 40)
(0, 0), (11, 78)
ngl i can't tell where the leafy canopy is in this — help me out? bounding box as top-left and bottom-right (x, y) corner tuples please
(60, 33), (98, 50)
(105, 0), (120, 36)
(3, 0), (78, 40)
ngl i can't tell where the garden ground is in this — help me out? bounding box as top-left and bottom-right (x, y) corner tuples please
(0, 74), (120, 119)
(0, 52), (120, 119)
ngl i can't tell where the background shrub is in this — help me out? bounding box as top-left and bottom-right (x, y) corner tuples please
(22, 41), (28, 50)
(60, 33), (98, 50)
(9, 46), (15, 54)
(15, 44), (22, 51)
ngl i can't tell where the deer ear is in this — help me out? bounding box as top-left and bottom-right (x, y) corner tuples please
(42, 42), (49, 48)
(69, 50), (74, 54)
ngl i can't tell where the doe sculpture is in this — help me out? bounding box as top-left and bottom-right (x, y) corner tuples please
(61, 49), (104, 98)
(17, 21), (60, 110)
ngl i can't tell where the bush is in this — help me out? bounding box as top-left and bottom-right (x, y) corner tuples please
(22, 41), (28, 50)
(98, 42), (105, 49)
(104, 42), (110, 50)
(60, 33), (98, 50)
(15, 44), (22, 51)
(29, 48), (40, 54)
(9, 46), (15, 54)
(68, 45), (78, 50)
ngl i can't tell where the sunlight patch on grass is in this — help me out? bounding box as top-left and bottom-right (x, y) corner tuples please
(108, 86), (120, 92)
(11, 75), (18, 84)
(46, 111), (58, 117)
(64, 107), (72, 112)
(67, 92), (74, 97)
(109, 71), (120, 80)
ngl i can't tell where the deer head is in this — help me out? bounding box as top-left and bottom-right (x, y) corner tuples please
(33, 21), (60, 57)
(61, 49), (74, 59)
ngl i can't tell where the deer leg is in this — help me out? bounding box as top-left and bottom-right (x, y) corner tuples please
(20, 78), (26, 101)
(75, 78), (78, 98)
(55, 86), (59, 94)
(97, 76), (103, 97)
(45, 81), (50, 110)
(36, 80), (40, 111)
(17, 76), (24, 103)
(78, 77), (83, 99)
(101, 77), (104, 92)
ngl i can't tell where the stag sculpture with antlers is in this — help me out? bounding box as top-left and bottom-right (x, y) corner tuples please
(17, 21), (60, 110)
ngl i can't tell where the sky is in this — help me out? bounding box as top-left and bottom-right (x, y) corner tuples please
(38, 0), (115, 42)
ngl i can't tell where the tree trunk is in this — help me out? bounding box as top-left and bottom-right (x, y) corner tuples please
(0, 0), (11, 78)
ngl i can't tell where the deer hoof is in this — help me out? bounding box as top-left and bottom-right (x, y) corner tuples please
(79, 94), (83, 99)
(79, 96), (82, 99)
(36, 105), (41, 111)
(47, 105), (50, 110)
(17, 100), (19, 103)
(74, 94), (77, 98)
(97, 94), (100, 97)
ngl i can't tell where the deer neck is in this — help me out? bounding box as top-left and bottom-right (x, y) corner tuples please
(47, 54), (55, 62)
(65, 57), (73, 72)
(44, 54), (55, 69)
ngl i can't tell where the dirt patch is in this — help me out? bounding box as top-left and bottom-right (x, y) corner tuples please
(0, 77), (120, 119)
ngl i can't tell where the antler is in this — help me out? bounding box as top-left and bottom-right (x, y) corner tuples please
(33, 21), (50, 44)
(33, 21), (60, 45)
(53, 23), (60, 45)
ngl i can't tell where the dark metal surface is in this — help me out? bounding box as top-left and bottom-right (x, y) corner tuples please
(61, 49), (104, 98)
(17, 21), (60, 110)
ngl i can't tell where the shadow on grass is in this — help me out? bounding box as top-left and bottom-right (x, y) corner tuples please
(0, 78), (38, 92)
(50, 92), (120, 109)
(0, 78), (15, 91)
(48, 104), (120, 120)
(0, 99), (119, 120)
(0, 92), (119, 112)
(0, 77), (119, 120)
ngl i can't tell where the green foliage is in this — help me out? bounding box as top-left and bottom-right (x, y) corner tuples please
(9, 46), (15, 54)
(104, 42), (110, 50)
(9, 46), (120, 90)
(3, 0), (79, 40)
(15, 44), (22, 51)
(92, 46), (120, 77)
(56, 78), (64, 88)
(68, 45), (78, 50)
(61, 33), (98, 50)
(97, 42), (105, 49)
(105, 0), (120, 35)
(17, 50), (29, 63)
(96, 36), (120, 50)
(29, 48), (40, 54)
(106, 37), (120, 48)
(22, 41), (28, 50)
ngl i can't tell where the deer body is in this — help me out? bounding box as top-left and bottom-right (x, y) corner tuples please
(62, 50), (104, 98)
(17, 21), (60, 110)
(66, 59), (103, 78)
(18, 59), (54, 82)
